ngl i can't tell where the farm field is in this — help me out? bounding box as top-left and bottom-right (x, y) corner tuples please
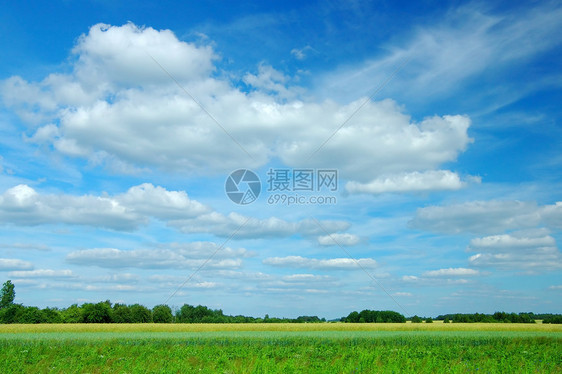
(1, 323), (561, 373)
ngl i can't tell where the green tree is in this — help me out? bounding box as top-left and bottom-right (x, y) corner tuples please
(42, 308), (62, 323)
(0, 304), (24, 324)
(543, 315), (562, 324)
(152, 305), (173, 323)
(130, 304), (152, 323)
(19, 307), (46, 324)
(112, 303), (133, 323)
(1, 280), (15, 309)
(81, 301), (113, 323)
(346, 311), (360, 323)
(425, 317), (433, 323)
(61, 304), (83, 323)
(411, 315), (422, 323)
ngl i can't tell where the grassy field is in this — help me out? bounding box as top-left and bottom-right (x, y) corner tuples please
(1, 323), (561, 373)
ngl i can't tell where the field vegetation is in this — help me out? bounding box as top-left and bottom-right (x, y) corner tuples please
(1, 323), (561, 373)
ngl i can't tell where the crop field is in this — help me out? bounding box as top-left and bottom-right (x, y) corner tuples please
(1, 323), (561, 373)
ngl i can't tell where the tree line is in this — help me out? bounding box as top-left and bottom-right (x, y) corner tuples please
(341, 310), (406, 323)
(0, 301), (327, 324)
(1, 280), (560, 324)
(435, 312), (541, 323)
(0, 280), (328, 324)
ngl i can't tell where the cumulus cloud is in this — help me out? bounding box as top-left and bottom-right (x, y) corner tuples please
(1, 23), (471, 186)
(401, 274), (470, 285)
(393, 292), (413, 297)
(346, 170), (473, 194)
(263, 255), (377, 270)
(116, 183), (209, 220)
(409, 200), (543, 235)
(0, 183), (207, 230)
(468, 234), (556, 250)
(401, 275), (419, 282)
(281, 273), (334, 282)
(155, 242), (253, 258)
(0, 258), (34, 271)
(317, 233), (360, 246)
(148, 275), (219, 289)
(0, 184), (142, 230)
(8, 269), (75, 278)
(0, 184), (350, 238)
(542, 202), (562, 229)
(95, 273), (140, 283)
(422, 268), (480, 277)
(467, 231), (562, 271)
(66, 246), (244, 269)
(410, 198), (562, 272)
(243, 63), (300, 99)
(170, 212), (350, 238)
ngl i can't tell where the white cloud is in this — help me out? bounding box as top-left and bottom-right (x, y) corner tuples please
(148, 275), (219, 289)
(346, 170), (472, 194)
(469, 234), (556, 250)
(467, 232), (562, 271)
(117, 183), (209, 220)
(401, 275), (418, 282)
(8, 269), (75, 278)
(1, 23), (471, 187)
(422, 268), (480, 277)
(393, 292), (413, 297)
(0, 258), (34, 271)
(0, 243), (50, 251)
(184, 281), (218, 289)
(469, 251), (562, 271)
(409, 200), (542, 234)
(290, 46), (313, 60)
(0, 184), (142, 230)
(542, 202), (562, 229)
(317, 233), (360, 246)
(0, 182), (208, 230)
(26, 123), (59, 143)
(170, 212), (350, 238)
(549, 285), (562, 290)
(410, 198), (562, 272)
(279, 111), (471, 183)
(156, 242), (253, 258)
(281, 274), (334, 282)
(401, 274), (470, 285)
(95, 273), (140, 283)
(66, 247), (244, 269)
(263, 255), (377, 270)
(0, 184), (350, 238)
(72, 22), (216, 87)
(243, 64), (300, 99)
(207, 270), (273, 281)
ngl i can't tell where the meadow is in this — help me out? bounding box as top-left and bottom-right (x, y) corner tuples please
(1, 323), (561, 373)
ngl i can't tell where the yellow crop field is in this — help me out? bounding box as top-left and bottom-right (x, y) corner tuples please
(1, 321), (561, 334)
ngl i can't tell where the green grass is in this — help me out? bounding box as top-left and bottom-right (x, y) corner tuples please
(1, 324), (561, 373)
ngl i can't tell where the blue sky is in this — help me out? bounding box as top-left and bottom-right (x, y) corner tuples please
(0, 0), (561, 319)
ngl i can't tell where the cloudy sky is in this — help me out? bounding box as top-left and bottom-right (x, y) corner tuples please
(0, 0), (561, 318)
